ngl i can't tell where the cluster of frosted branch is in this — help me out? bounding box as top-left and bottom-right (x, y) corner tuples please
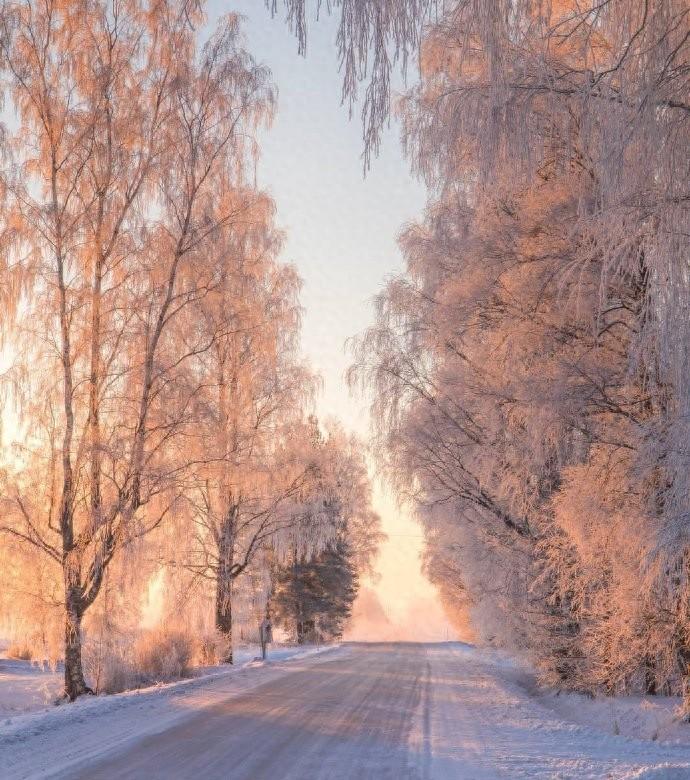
(270, 0), (436, 167)
(350, 0), (690, 702)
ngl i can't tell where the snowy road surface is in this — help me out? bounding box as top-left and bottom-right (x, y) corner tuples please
(5, 642), (690, 779)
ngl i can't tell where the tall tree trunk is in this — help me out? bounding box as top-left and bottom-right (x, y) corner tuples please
(296, 618), (306, 645)
(215, 510), (236, 663)
(88, 254), (103, 529)
(54, 150), (84, 700)
(294, 555), (305, 644)
(681, 655), (690, 720)
(64, 577), (92, 701)
(215, 573), (233, 663)
(295, 593), (309, 644)
(644, 657), (657, 696)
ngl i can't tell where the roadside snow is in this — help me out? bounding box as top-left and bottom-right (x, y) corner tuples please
(0, 644), (340, 779)
(0, 656), (62, 715)
(537, 689), (688, 745)
(415, 643), (690, 779)
(0, 643), (329, 718)
(458, 646), (690, 746)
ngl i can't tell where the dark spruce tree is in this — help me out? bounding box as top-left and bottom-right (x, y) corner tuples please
(272, 539), (359, 644)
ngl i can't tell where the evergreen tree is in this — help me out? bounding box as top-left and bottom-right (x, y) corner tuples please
(272, 539), (359, 644)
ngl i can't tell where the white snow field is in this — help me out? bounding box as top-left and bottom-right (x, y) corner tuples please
(0, 654), (62, 716)
(2, 642), (690, 779)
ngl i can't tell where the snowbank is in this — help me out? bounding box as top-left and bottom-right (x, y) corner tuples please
(0, 642), (332, 719)
(0, 655), (62, 716)
(537, 689), (689, 746)
(449, 643), (690, 747)
(415, 643), (690, 779)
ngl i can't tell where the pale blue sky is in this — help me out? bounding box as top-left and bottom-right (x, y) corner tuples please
(207, 0), (427, 434)
(202, 3), (454, 638)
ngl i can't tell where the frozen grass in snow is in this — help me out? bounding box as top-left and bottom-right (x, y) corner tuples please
(0, 656), (62, 716)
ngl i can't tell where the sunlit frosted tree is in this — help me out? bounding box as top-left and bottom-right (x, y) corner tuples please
(346, 0), (690, 703)
(0, 2), (274, 699)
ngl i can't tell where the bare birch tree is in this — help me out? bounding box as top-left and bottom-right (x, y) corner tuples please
(0, 3), (274, 699)
(178, 184), (316, 661)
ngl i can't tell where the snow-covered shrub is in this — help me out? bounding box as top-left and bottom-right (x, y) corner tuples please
(87, 629), (193, 694)
(90, 645), (133, 695)
(133, 629), (193, 684)
(191, 630), (231, 667)
(6, 642), (33, 661)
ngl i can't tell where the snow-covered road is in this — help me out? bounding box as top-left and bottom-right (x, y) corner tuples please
(5, 642), (690, 779)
